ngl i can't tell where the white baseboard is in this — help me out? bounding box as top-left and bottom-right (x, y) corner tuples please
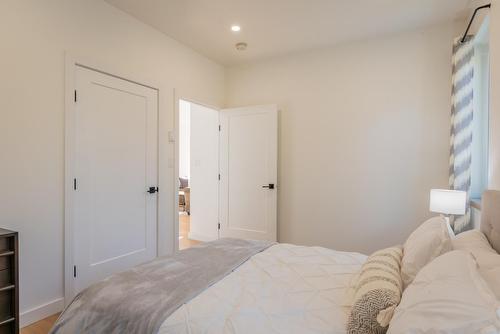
(188, 231), (217, 242)
(20, 298), (64, 328)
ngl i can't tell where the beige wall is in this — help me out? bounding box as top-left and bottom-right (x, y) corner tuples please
(0, 0), (224, 323)
(225, 22), (460, 254)
(489, 0), (500, 189)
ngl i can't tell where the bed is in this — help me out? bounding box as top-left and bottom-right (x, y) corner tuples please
(159, 244), (365, 334)
(50, 190), (500, 334)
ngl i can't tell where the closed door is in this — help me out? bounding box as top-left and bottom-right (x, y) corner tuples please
(219, 105), (278, 241)
(73, 66), (158, 293)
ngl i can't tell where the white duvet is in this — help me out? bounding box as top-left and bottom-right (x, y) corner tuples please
(159, 243), (366, 334)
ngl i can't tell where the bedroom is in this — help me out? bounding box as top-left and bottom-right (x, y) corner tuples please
(1, 0), (500, 333)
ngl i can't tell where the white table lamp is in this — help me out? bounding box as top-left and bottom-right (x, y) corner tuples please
(429, 189), (467, 231)
(430, 189), (467, 215)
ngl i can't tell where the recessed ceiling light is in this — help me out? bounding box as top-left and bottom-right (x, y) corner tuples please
(231, 25), (241, 32)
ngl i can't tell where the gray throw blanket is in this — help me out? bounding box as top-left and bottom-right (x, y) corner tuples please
(50, 238), (274, 334)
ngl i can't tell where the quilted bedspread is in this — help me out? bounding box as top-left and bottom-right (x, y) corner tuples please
(159, 243), (367, 334)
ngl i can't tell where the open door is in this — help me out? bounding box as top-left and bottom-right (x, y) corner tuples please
(189, 102), (219, 242)
(219, 105), (278, 241)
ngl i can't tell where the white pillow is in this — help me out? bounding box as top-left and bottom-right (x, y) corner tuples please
(401, 216), (452, 287)
(477, 255), (500, 301)
(388, 251), (500, 334)
(452, 230), (498, 255)
(453, 230), (500, 299)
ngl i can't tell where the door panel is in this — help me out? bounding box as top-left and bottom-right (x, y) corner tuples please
(219, 105), (278, 241)
(189, 103), (219, 241)
(74, 66), (158, 292)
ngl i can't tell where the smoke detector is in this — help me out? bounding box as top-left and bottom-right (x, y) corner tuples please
(235, 42), (247, 51)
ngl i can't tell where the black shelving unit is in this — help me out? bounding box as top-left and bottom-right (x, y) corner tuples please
(0, 229), (18, 334)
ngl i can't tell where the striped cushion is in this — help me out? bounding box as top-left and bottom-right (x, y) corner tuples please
(347, 246), (403, 334)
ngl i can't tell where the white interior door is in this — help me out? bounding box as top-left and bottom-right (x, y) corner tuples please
(189, 103), (220, 241)
(219, 105), (278, 241)
(73, 66), (158, 293)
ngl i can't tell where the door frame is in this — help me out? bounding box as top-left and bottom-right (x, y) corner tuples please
(64, 54), (164, 305)
(173, 93), (221, 250)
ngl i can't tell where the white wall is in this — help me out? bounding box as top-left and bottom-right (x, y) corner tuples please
(489, 0), (500, 189)
(0, 0), (224, 325)
(179, 100), (191, 179)
(189, 103), (220, 241)
(225, 22), (461, 254)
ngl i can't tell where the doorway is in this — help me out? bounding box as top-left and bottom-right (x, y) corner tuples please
(178, 100), (219, 249)
(176, 100), (279, 250)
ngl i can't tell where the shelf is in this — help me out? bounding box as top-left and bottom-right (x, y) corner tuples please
(0, 318), (14, 326)
(0, 230), (18, 333)
(0, 286), (14, 293)
(470, 198), (481, 210)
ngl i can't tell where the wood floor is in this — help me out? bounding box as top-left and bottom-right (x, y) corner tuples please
(179, 211), (201, 250)
(21, 313), (59, 334)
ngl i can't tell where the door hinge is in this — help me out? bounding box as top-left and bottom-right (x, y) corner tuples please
(74, 90), (77, 102)
(218, 174), (220, 180)
(218, 223), (221, 230)
(73, 265), (77, 278)
(218, 125), (221, 131)
(73, 178), (77, 190)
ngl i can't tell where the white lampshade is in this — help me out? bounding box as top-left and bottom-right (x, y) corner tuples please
(429, 189), (467, 215)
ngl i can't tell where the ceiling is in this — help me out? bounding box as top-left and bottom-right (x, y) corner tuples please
(105, 0), (471, 66)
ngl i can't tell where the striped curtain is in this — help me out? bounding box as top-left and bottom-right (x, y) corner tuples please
(449, 36), (474, 233)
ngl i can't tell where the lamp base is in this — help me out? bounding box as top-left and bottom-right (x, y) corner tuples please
(440, 214), (455, 238)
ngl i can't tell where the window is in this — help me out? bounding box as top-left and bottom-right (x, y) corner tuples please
(470, 17), (490, 199)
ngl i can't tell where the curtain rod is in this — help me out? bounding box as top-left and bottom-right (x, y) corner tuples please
(461, 3), (491, 43)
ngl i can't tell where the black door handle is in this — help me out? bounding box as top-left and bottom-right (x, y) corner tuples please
(262, 184), (275, 189)
(147, 187), (159, 194)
